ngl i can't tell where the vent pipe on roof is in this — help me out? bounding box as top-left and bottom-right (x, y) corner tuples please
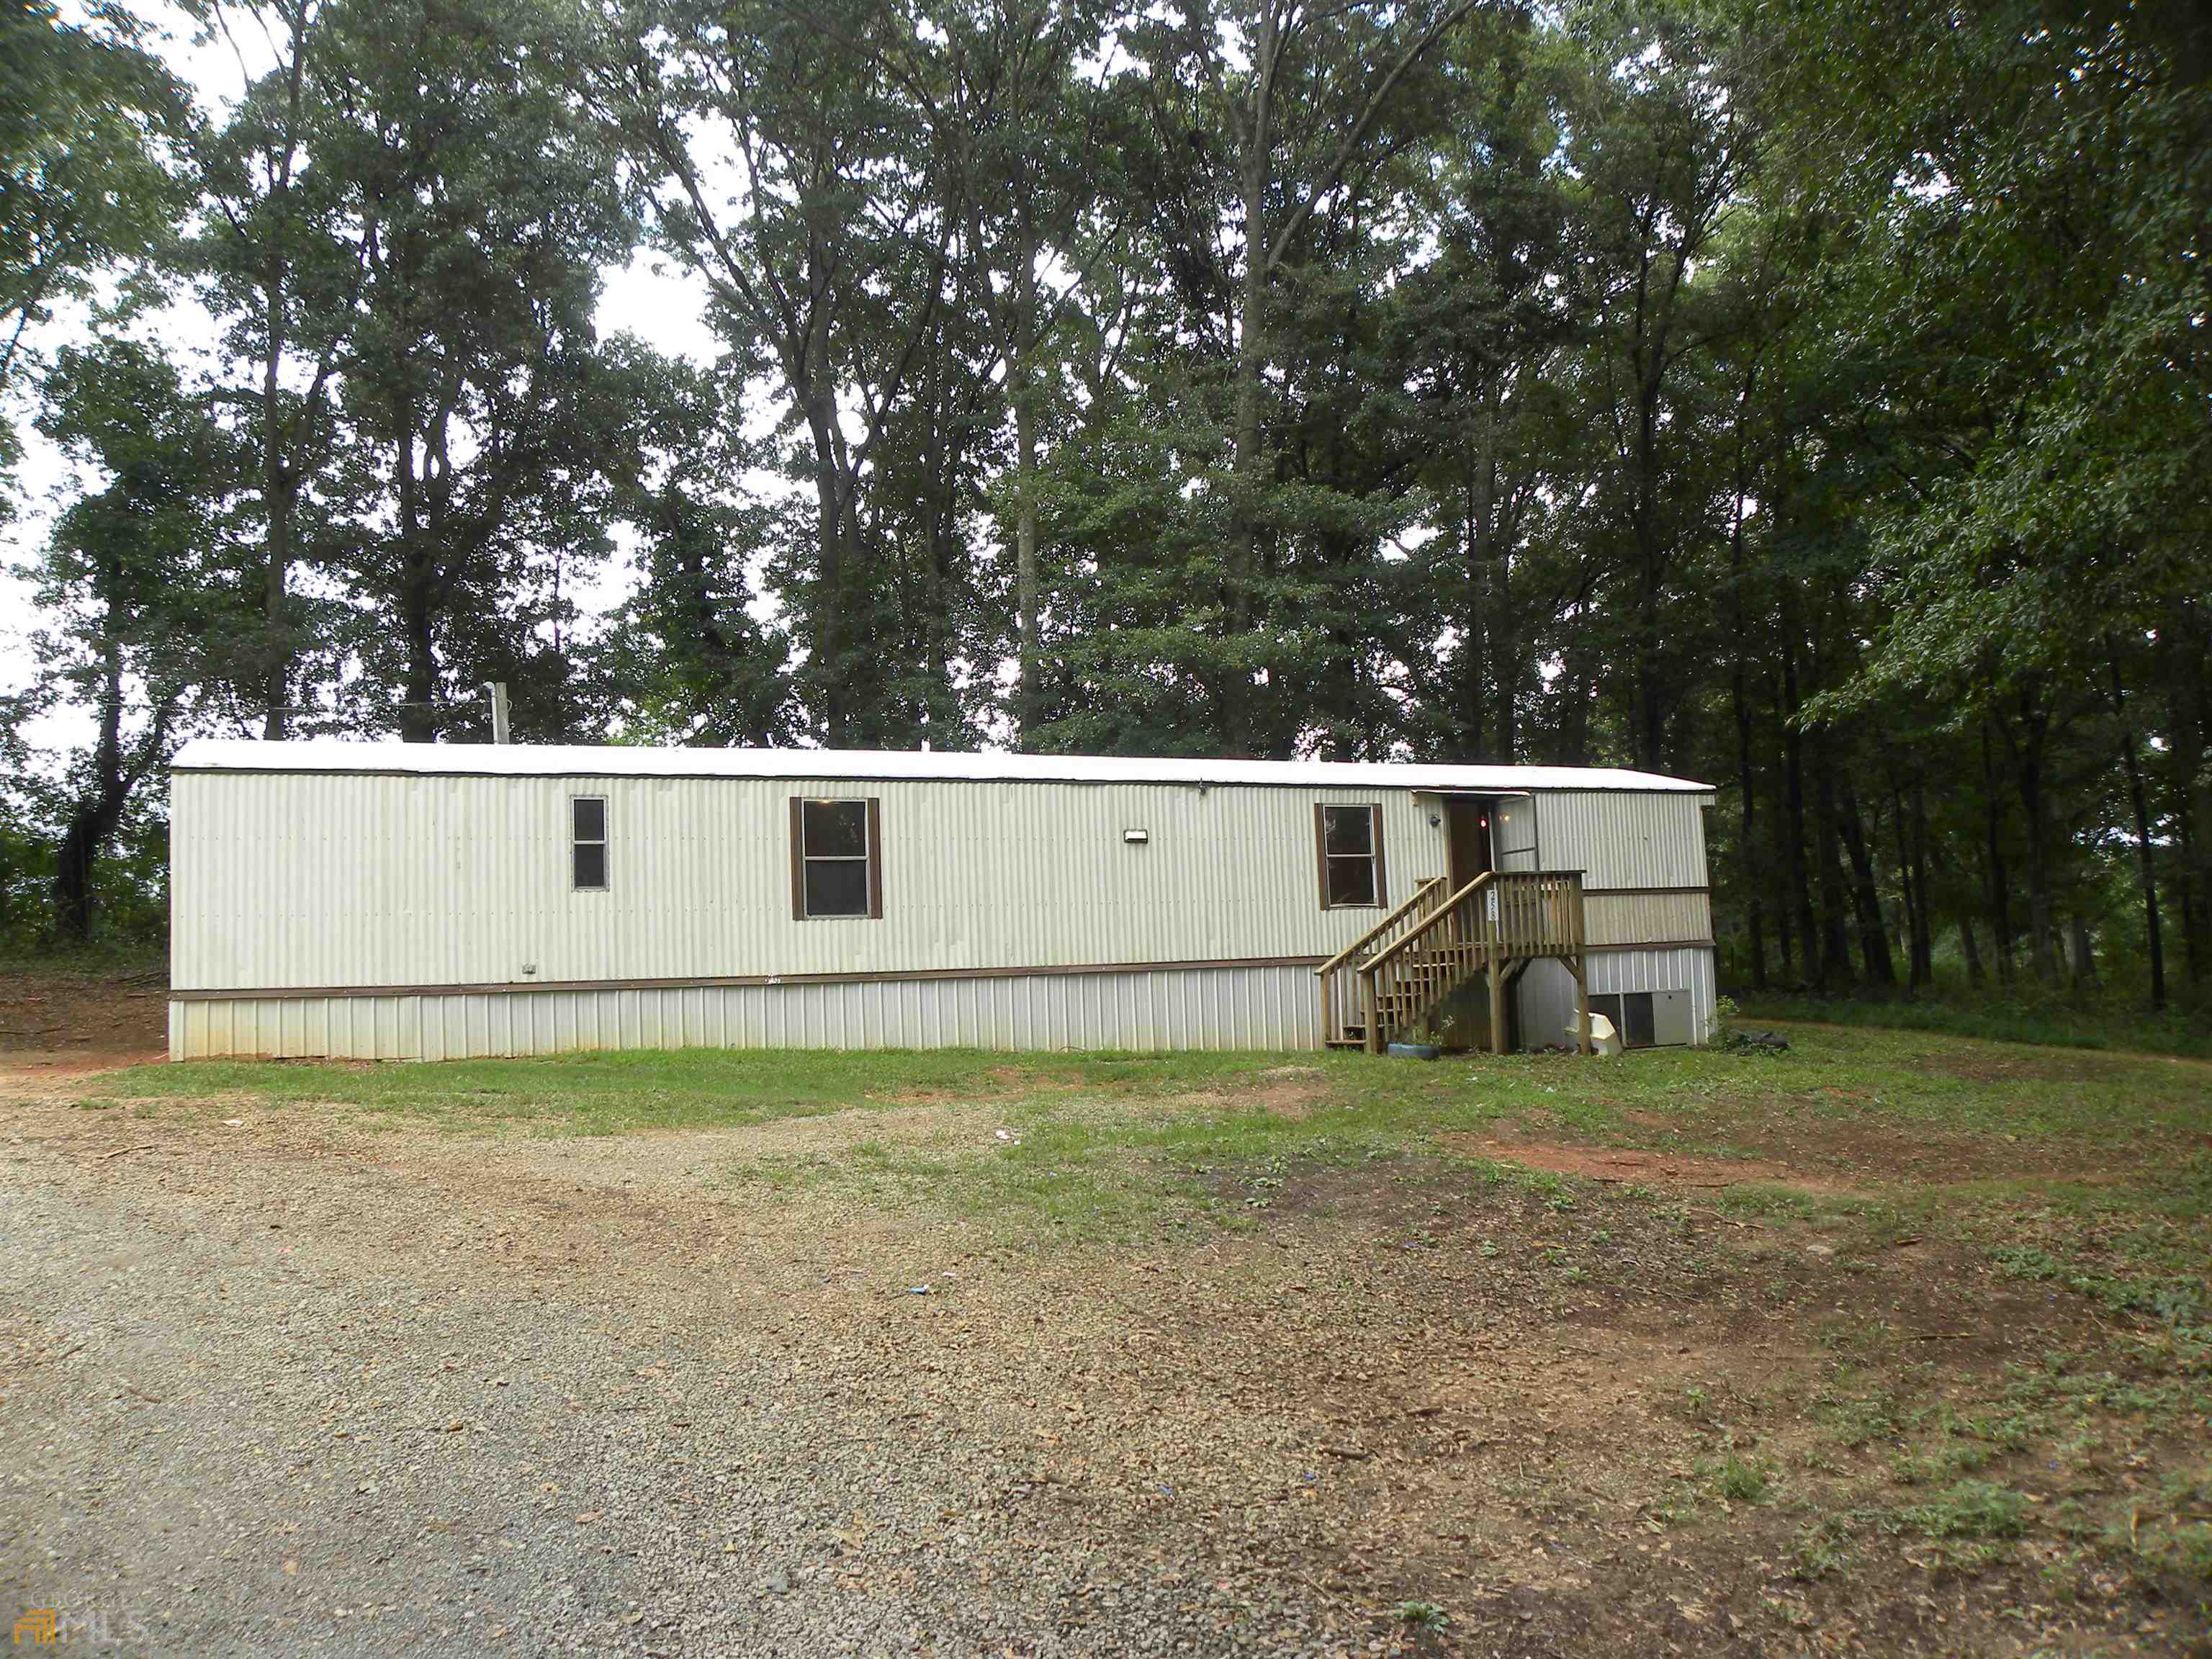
(485, 682), (510, 745)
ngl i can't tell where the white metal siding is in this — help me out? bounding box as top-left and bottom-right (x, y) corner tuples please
(167, 763), (1717, 1061)
(1525, 791), (1712, 890)
(168, 963), (1322, 1059)
(1513, 946), (1719, 1050)
(1583, 891), (1713, 947)
(170, 773), (1469, 992)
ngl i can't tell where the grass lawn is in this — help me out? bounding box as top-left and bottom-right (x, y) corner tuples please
(1737, 984), (2212, 1060)
(65, 1024), (2212, 1640)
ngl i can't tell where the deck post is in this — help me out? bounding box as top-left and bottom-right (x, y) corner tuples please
(1362, 968), (1381, 1056)
(1570, 953), (1592, 1056)
(1487, 950), (1506, 1056)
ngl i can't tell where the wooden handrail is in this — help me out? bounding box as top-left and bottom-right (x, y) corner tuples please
(1365, 872), (1493, 974)
(1314, 876), (1447, 977)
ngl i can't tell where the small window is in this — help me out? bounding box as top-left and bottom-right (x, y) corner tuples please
(1316, 803), (1386, 909)
(791, 797), (881, 920)
(572, 796), (608, 890)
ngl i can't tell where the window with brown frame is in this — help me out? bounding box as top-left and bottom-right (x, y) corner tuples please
(571, 796), (608, 891)
(790, 797), (882, 920)
(1315, 803), (1386, 909)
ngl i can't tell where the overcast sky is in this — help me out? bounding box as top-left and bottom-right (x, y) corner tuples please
(2, 0), (728, 761)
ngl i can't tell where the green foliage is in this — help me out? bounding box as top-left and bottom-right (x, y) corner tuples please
(1992, 1248), (2208, 1338)
(1737, 991), (2212, 1061)
(1395, 1600), (1449, 1631)
(1712, 1454), (1772, 1504)
(1897, 1481), (2028, 1542)
(21, 336), (245, 940)
(0, 0), (190, 454)
(4, 0), (2206, 1012)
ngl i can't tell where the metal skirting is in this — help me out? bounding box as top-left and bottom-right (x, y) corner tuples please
(168, 962), (1326, 1061)
(1512, 945), (1719, 1051)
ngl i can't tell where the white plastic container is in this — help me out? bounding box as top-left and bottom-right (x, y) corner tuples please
(1566, 1012), (1623, 1056)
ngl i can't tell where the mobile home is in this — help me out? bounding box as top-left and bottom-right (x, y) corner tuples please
(166, 741), (1717, 1061)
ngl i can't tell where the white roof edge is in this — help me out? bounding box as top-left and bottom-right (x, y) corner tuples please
(168, 738), (1714, 794)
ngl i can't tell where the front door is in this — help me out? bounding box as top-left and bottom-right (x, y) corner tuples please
(1444, 797), (1493, 891)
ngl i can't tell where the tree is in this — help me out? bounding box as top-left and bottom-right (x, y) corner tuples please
(316, 0), (639, 741)
(0, 0), (189, 470)
(186, 0), (371, 736)
(588, 341), (796, 745)
(595, 0), (964, 743)
(22, 339), (243, 938)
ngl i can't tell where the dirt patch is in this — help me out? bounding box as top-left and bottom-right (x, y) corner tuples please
(0, 961), (168, 1061)
(0, 1047), (167, 1080)
(1248, 1069), (1331, 1118)
(1442, 1130), (1875, 1195)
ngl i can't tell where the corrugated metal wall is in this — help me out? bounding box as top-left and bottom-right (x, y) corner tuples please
(1513, 946), (1719, 1049)
(1583, 891), (1712, 946)
(169, 963), (1323, 1059)
(168, 768), (1715, 1059)
(174, 773), (1712, 993)
(1525, 791), (1711, 888)
(170, 772), (1468, 992)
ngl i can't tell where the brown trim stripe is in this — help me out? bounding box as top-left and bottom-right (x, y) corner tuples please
(1583, 884), (1710, 897)
(168, 940), (1715, 1003)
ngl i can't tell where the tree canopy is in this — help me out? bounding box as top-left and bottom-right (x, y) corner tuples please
(1, 0), (2205, 1010)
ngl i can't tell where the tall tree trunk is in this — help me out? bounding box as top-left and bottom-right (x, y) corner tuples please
(1980, 723), (2016, 984)
(1011, 242), (1043, 747)
(1728, 517), (1764, 989)
(1910, 782), (1934, 986)
(253, 0), (316, 739)
(1781, 629), (1817, 986)
(395, 433), (439, 744)
(2179, 791), (2205, 989)
(1892, 778), (1933, 989)
(2162, 598), (2209, 984)
(1557, 639), (1592, 766)
(1455, 459), (1487, 763)
(2106, 637), (2167, 1012)
(1630, 329), (1667, 772)
(1736, 737), (1767, 991)
(1836, 778), (1896, 986)
(2069, 911), (2098, 992)
(1487, 521), (1516, 763)
(1812, 738), (1853, 989)
(801, 390), (850, 744)
(2013, 693), (2057, 984)
(1961, 916), (1985, 986)
(53, 639), (129, 940)
(1224, 4), (1280, 758)
(260, 308), (296, 739)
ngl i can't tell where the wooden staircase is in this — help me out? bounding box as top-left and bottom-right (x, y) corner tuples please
(1316, 871), (1592, 1055)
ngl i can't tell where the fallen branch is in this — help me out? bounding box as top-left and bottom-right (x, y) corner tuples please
(98, 1144), (161, 1162)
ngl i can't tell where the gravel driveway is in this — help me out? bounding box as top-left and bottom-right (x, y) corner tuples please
(11, 1050), (2188, 1659)
(8, 1074), (1645, 1659)
(5, 1104), (1243, 1658)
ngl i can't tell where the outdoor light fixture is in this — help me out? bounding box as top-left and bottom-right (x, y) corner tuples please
(1124, 828), (1149, 844)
